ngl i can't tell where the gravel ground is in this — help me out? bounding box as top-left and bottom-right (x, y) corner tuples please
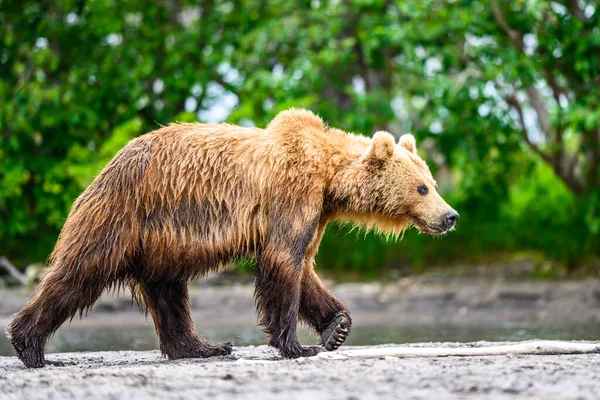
(1, 270), (599, 399)
(1, 343), (599, 400)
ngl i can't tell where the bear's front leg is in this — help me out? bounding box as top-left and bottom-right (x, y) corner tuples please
(254, 245), (324, 358)
(299, 267), (352, 351)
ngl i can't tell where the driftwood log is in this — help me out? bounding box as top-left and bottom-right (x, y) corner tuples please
(315, 341), (600, 360)
(0, 256), (28, 286)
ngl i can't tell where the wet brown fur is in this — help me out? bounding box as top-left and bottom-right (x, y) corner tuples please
(6, 108), (456, 367)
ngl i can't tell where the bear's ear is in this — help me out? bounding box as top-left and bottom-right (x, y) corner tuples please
(398, 133), (417, 154)
(366, 131), (395, 161)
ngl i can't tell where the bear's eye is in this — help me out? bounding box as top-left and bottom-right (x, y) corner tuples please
(417, 184), (429, 195)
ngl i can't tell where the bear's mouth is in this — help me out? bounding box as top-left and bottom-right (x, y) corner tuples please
(419, 223), (447, 235)
(411, 217), (450, 235)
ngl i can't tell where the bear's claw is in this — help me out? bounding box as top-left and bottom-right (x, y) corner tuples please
(320, 311), (351, 351)
(301, 345), (326, 358)
(45, 360), (66, 367)
(209, 341), (234, 357)
(166, 341), (233, 360)
(278, 345), (325, 359)
(191, 341), (233, 358)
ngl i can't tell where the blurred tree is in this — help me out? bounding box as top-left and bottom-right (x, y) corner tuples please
(1, 0), (598, 269)
(1, 0), (247, 260)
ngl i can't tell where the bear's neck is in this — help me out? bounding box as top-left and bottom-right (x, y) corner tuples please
(319, 131), (367, 215)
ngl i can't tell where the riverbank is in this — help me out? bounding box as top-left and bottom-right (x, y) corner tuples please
(1, 343), (599, 399)
(3, 274), (600, 327)
(1, 275), (600, 355)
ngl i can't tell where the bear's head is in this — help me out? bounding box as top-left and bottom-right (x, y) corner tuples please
(330, 131), (459, 236)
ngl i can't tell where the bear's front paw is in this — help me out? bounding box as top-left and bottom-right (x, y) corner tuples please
(166, 341), (233, 360)
(320, 311), (351, 351)
(205, 341), (234, 357)
(279, 345), (325, 359)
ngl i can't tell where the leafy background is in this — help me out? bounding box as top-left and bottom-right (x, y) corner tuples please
(1, 0), (599, 277)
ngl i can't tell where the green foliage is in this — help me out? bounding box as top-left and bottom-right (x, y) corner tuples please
(1, 0), (598, 271)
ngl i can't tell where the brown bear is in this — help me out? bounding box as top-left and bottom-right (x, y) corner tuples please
(6, 108), (459, 368)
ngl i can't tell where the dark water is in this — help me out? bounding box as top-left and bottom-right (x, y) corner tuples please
(1, 322), (598, 356)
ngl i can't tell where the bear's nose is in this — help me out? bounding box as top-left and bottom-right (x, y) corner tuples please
(445, 210), (460, 227)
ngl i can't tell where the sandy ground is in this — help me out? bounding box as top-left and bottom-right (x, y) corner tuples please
(1, 271), (599, 399)
(1, 343), (599, 400)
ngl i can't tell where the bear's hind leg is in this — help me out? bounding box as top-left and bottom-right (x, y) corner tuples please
(299, 268), (352, 351)
(136, 279), (232, 359)
(6, 270), (108, 368)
